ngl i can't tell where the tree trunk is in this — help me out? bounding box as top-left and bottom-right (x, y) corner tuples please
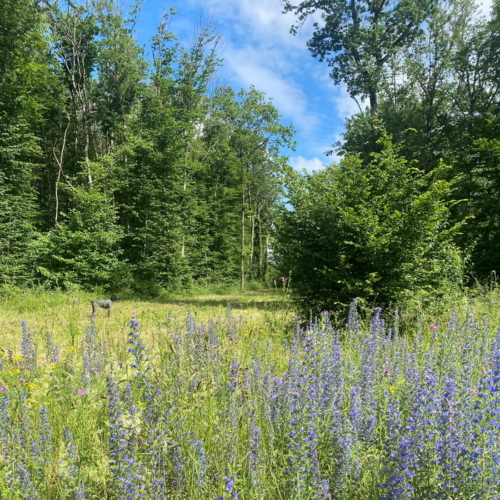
(249, 213), (255, 282)
(240, 187), (245, 291)
(258, 209), (263, 281)
(369, 89), (378, 117)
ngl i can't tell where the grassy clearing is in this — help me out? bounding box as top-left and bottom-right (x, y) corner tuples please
(0, 288), (294, 356)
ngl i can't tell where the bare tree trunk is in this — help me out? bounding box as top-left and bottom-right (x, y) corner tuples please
(264, 232), (269, 283)
(369, 87), (378, 116)
(258, 210), (263, 281)
(249, 213), (255, 282)
(240, 188), (245, 291)
(52, 117), (70, 223)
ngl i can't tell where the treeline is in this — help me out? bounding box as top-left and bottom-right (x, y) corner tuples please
(0, 0), (294, 293)
(3, 0), (500, 308)
(278, 0), (500, 311)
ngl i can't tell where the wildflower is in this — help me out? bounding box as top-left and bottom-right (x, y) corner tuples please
(19, 378), (26, 383)
(384, 369), (391, 377)
(281, 277), (287, 282)
(78, 390), (85, 396)
(429, 324), (437, 330)
(0, 387), (5, 392)
(389, 386), (396, 394)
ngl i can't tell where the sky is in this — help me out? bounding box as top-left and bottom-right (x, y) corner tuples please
(133, 0), (495, 173)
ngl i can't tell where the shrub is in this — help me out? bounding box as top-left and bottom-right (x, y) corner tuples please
(276, 132), (465, 313)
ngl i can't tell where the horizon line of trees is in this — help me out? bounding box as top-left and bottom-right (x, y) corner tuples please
(0, 0), (294, 294)
(2, 0), (500, 311)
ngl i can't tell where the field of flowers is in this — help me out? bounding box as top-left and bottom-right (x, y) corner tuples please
(0, 291), (500, 499)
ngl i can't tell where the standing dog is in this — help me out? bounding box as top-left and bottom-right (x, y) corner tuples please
(90, 295), (119, 317)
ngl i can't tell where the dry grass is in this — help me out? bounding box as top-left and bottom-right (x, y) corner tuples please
(1, 289), (295, 357)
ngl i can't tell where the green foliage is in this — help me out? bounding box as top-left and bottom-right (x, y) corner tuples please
(0, 0), (294, 293)
(338, 0), (500, 283)
(283, 0), (435, 114)
(0, 0), (50, 286)
(37, 188), (126, 290)
(277, 132), (465, 312)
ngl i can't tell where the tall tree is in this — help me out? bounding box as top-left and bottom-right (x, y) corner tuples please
(48, 0), (99, 187)
(210, 87), (295, 289)
(0, 0), (50, 285)
(283, 0), (435, 115)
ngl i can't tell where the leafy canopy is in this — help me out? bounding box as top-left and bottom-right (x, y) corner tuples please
(276, 132), (464, 312)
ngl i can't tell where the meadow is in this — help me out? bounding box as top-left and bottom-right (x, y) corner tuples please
(1, 287), (500, 499)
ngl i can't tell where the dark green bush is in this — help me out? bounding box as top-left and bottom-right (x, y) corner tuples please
(276, 133), (465, 313)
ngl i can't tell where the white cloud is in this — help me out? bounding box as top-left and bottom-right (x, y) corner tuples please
(176, 0), (346, 161)
(185, 0), (318, 48)
(331, 86), (368, 119)
(478, 0), (493, 17)
(223, 44), (320, 132)
(289, 155), (325, 173)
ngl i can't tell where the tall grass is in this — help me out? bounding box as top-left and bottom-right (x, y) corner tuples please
(0, 288), (499, 498)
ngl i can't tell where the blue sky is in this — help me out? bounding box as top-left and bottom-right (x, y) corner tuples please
(133, 0), (494, 172)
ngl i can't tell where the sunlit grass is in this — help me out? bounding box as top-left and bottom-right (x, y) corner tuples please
(0, 287), (295, 356)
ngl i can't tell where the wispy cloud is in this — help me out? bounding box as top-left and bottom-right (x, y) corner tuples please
(289, 155), (325, 173)
(182, 0), (330, 143)
(222, 44), (319, 132)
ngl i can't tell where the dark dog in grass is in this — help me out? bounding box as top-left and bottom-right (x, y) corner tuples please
(90, 295), (119, 317)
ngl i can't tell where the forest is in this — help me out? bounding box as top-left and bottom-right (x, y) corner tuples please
(2, 1), (500, 498)
(1, 0), (500, 312)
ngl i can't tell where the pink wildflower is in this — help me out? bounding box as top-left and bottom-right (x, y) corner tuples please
(429, 324), (437, 330)
(19, 378), (26, 383)
(78, 390), (85, 396)
(0, 387), (5, 392)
